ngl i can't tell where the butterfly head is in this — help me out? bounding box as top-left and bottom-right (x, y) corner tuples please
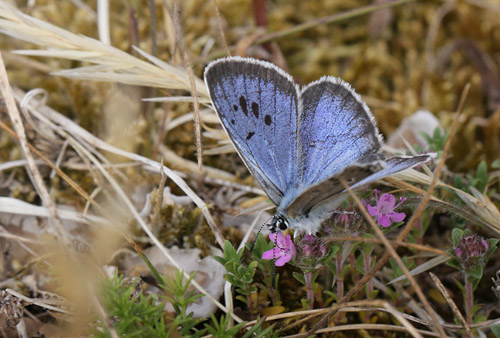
(269, 214), (289, 233)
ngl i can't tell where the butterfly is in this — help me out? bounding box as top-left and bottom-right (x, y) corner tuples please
(204, 57), (432, 235)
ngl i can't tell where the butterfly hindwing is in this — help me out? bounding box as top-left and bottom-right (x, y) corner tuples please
(297, 77), (383, 186)
(204, 57), (299, 205)
(286, 154), (432, 218)
(285, 153), (386, 217)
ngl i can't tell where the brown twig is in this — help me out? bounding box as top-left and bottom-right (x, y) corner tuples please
(325, 236), (449, 256)
(168, 0), (203, 171)
(213, 0), (231, 57)
(429, 272), (473, 337)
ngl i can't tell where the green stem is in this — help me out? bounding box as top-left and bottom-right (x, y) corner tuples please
(246, 284), (255, 313)
(349, 253), (359, 283)
(363, 253), (373, 296)
(465, 274), (473, 324)
(304, 271), (314, 310)
(336, 253), (344, 301)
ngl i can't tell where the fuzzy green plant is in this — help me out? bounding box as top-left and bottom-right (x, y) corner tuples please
(213, 240), (259, 312)
(160, 270), (206, 337)
(204, 314), (275, 338)
(97, 269), (276, 337)
(419, 127), (448, 157)
(95, 272), (167, 338)
(453, 160), (495, 195)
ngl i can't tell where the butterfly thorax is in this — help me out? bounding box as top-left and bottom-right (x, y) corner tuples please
(275, 196), (346, 236)
(270, 210), (328, 236)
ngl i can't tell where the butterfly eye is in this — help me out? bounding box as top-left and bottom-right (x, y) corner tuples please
(277, 217), (288, 231)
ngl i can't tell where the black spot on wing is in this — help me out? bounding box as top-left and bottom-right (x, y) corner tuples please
(233, 104), (238, 111)
(264, 114), (272, 126)
(246, 131), (255, 140)
(239, 96), (248, 116)
(251, 102), (259, 118)
(230, 119), (235, 124)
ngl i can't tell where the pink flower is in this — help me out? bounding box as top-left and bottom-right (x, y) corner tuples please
(301, 234), (327, 258)
(367, 189), (406, 228)
(262, 232), (296, 266)
(454, 234), (489, 261)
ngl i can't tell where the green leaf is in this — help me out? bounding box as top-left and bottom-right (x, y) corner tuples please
(205, 312), (246, 337)
(235, 295), (248, 304)
(224, 262), (238, 274)
(248, 260), (258, 270)
(224, 240), (237, 259)
(293, 272), (306, 285)
(476, 160), (489, 192)
(241, 317), (276, 338)
(225, 274), (244, 288)
(355, 254), (365, 274)
(477, 160), (488, 181)
(213, 255), (227, 266)
(492, 160), (500, 169)
(468, 265), (483, 280)
(250, 233), (272, 259)
(446, 258), (461, 271)
(491, 325), (500, 337)
(451, 228), (463, 247)
(453, 175), (464, 190)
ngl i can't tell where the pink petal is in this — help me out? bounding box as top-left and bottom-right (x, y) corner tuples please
(367, 204), (379, 217)
(269, 233), (278, 242)
(284, 235), (296, 255)
(389, 211), (406, 223)
(275, 254), (291, 266)
(378, 213), (392, 227)
(379, 193), (396, 211)
(262, 248), (277, 260)
(276, 232), (287, 247)
(481, 239), (489, 250)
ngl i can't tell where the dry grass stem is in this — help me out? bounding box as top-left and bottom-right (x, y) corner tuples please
(5, 289), (69, 314)
(429, 272), (473, 337)
(0, 2), (209, 96)
(0, 52), (70, 246)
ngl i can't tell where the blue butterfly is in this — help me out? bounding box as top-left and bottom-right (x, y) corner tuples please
(204, 57), (431, 235)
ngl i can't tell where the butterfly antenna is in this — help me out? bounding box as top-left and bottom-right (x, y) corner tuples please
(272, 232), (278, 289)
(250, 217), (272, 252)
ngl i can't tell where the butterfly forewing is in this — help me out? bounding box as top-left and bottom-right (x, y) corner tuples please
(297, 78), (383, 186)
(204, 57), (299, 205)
